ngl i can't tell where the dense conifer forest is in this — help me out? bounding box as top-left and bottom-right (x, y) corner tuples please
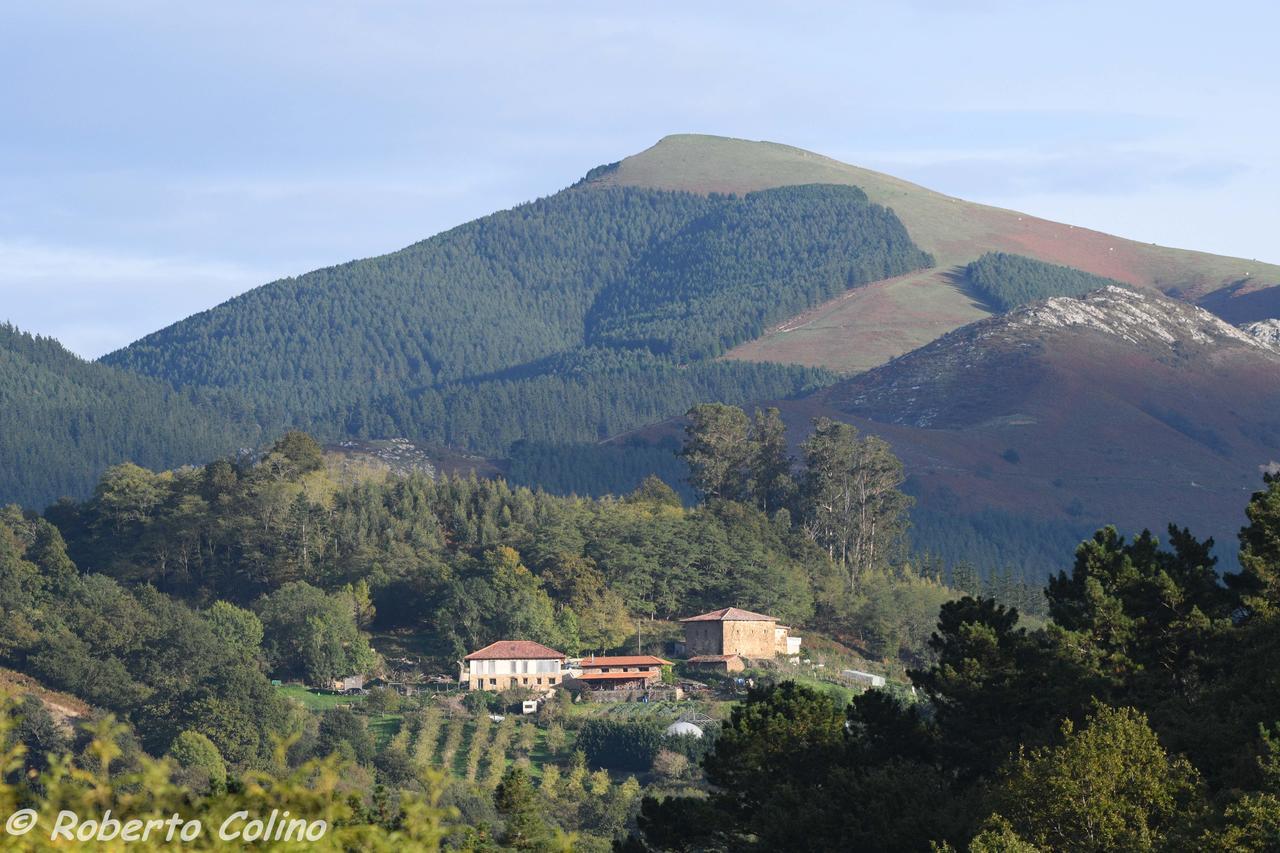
(98, 183), (928, 461)
(964, 251), (1128, 311)
(586, 185), (931, 359)
(0, 324), (260, 509)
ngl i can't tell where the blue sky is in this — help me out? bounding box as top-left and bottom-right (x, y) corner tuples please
(2, 1), (1277, 357)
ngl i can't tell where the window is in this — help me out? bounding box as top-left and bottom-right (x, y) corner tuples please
(489, 678), (496, 687)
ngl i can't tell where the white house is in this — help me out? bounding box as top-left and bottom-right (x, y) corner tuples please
(460, 640), (565, 691)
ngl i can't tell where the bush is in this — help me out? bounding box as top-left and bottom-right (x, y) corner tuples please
(374, 745), (418, 787)
(463, 690), (500, 713)
(364, 686), (401, 715)
(576, 719), (663, 771)
(316, 707), (375, 765)
(663, 730), (718, 765)
(167, 729), (227, 794)
(651, 749), (690, 782)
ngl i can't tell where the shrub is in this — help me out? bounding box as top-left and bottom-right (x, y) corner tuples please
(167, 729), (227, 793)
(576, 719), (663, 771)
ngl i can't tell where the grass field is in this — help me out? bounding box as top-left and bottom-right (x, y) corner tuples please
(275, 683), (364, 711)
(368, 714), (403, 749)
(787, 676), (857, 709)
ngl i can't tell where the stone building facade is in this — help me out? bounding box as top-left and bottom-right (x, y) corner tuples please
(679, 607), (801, 660)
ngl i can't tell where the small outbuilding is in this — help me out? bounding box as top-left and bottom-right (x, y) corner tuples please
(685, 654), (745, 674)
(664, 720), (704, 739)
(331, 674), (366, 693)
(842, 669), (886, 689)
(575, 654), (672, 691)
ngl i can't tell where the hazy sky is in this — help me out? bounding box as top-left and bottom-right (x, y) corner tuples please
(3, 1), (1277, 357)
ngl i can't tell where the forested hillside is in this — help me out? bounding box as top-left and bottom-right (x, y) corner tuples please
(43, 426), (968, 664)
(965, 251), (1129, 311)
(0, 324), (259, 508)
(6, 428), (1280, 850)
(632, 474), (1280, 851)
(343, 350), (832, 455)
(587, 184), (931, 359)
(0, 422), (999, 850)
(101, 183), (928, 460)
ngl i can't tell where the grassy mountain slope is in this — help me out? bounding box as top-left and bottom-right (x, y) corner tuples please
(0, 324), (259, 508)
(100, 182), (927, 456)
(585, 134), (1280, 373)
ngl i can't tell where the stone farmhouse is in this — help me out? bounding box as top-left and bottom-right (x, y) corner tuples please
(679, 607), (801, 666)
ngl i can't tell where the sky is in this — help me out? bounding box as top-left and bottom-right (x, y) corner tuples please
(2, 1), (1277, 358)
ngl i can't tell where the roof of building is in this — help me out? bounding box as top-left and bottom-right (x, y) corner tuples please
(575, 671), (658, 681)
(665, 721), (704, 738)
(680, 606), (777, 623)
(579, 655), (673, 667)
(686, 654), (742, 664)
(463, 640), (566, 661)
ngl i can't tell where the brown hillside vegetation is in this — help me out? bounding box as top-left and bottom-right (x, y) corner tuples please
(790, 288), (1280, 548)
(585, 134), (1280, 374)
(0, 667), (91, 730)
(616, 288), (1280, 567)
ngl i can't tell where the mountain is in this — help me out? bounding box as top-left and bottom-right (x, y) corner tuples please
(0, 324), (260, 508)
(780, 287), (1280, 573)
(585, 134), (1280, 373)
(100, 175), (930, 457)
(16, 133), (1280, 523)
(610, 286), (1280, 574)
(98, 135), (1278, 461)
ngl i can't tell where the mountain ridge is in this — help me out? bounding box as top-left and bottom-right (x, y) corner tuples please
(0, 323), (259, 508)
(609, 284), (1280, 574)
(799, 286), (1280, 569)
(584, 134), (1280, 373)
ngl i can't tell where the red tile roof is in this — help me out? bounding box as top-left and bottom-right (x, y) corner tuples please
(680, 607), (776, 623)
(575, 671), (660, 681)
(463, 640), (566, 661)
(579, 655), (672, 667)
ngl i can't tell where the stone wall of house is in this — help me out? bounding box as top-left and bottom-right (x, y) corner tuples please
(683, 621), (724, 656)
(721, 619), (777, 659)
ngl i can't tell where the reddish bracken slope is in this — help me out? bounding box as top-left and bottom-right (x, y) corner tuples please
(786, 288), (1280, 547)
